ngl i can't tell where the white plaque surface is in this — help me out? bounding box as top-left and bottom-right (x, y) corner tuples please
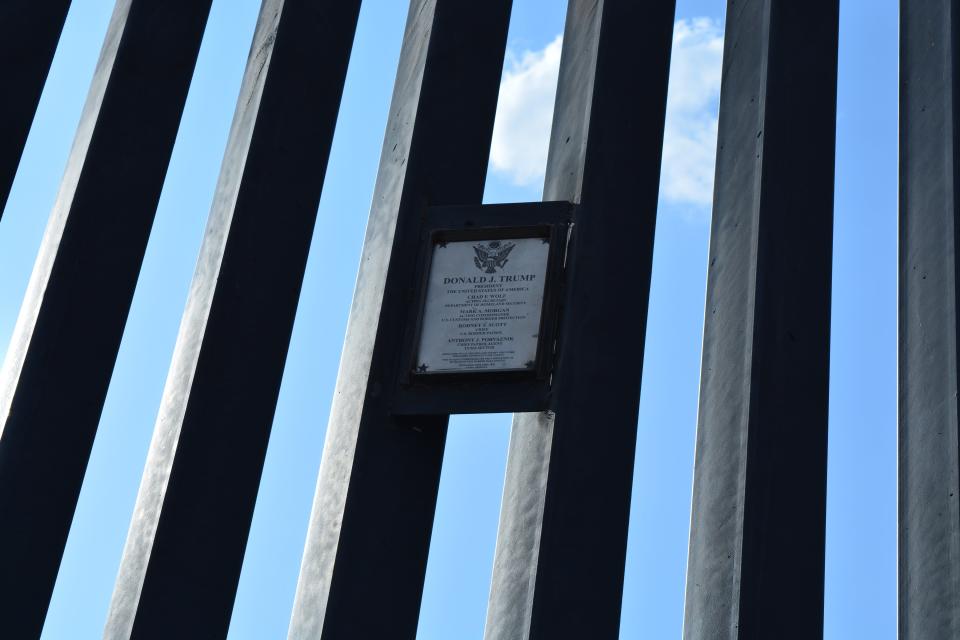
(416, 236), (550, 374)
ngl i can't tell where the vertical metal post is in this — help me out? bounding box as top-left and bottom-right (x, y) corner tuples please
(484, 2), (675, 638)
(101, 2), (361, 638)
(682, 2), (838, 638)
(0, 0), (71, 219)
(287, 1), (512, 638)
(900, 1), (960, 636)
(0, 1), (212, 637)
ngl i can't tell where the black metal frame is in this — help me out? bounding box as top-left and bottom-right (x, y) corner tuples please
(683, 2), (838, 637)
(0, 0), (855, 636)
(288, 3), (515, 635)
(0, 0), (71, 220)
(899, 1), (960, 636)
(392, 201), (573, 415)
(0, 2), (214, 635)
(102, 2), (364, 637)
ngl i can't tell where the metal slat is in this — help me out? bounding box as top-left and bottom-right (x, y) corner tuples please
(287, 1), (512, 637)
(0, 0), (71, 220)
(683, 2), (838, 638)
(101, 1), (361, 638)
(484, 2), (675, 638)
(899, 1), (960, 636)
(0, 1), (212, 636)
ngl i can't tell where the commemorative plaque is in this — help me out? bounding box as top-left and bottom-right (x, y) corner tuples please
(415, 236), (550, 374)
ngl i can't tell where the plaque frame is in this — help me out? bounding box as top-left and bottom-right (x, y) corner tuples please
(391, 201), (574, 415)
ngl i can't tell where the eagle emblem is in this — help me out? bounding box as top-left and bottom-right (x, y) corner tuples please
(473, 240), (515, 274)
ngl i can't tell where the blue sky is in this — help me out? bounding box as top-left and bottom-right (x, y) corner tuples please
(0, 0), (897, 638)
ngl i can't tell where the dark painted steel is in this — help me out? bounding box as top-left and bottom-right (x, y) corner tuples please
(287, 1), (512, 637)
(100, 2), (361, 638)
(0, 1), (212, 636)
(0, 0), (71, 220)
(683, 2), (838, 638)
(900, 1), (960, 636)
(485, 1), (675, 638)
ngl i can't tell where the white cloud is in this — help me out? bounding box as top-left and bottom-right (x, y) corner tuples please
(661, 18), (724, 208)
(489, 18), (724, 212)
(489, 34), (564, 186)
